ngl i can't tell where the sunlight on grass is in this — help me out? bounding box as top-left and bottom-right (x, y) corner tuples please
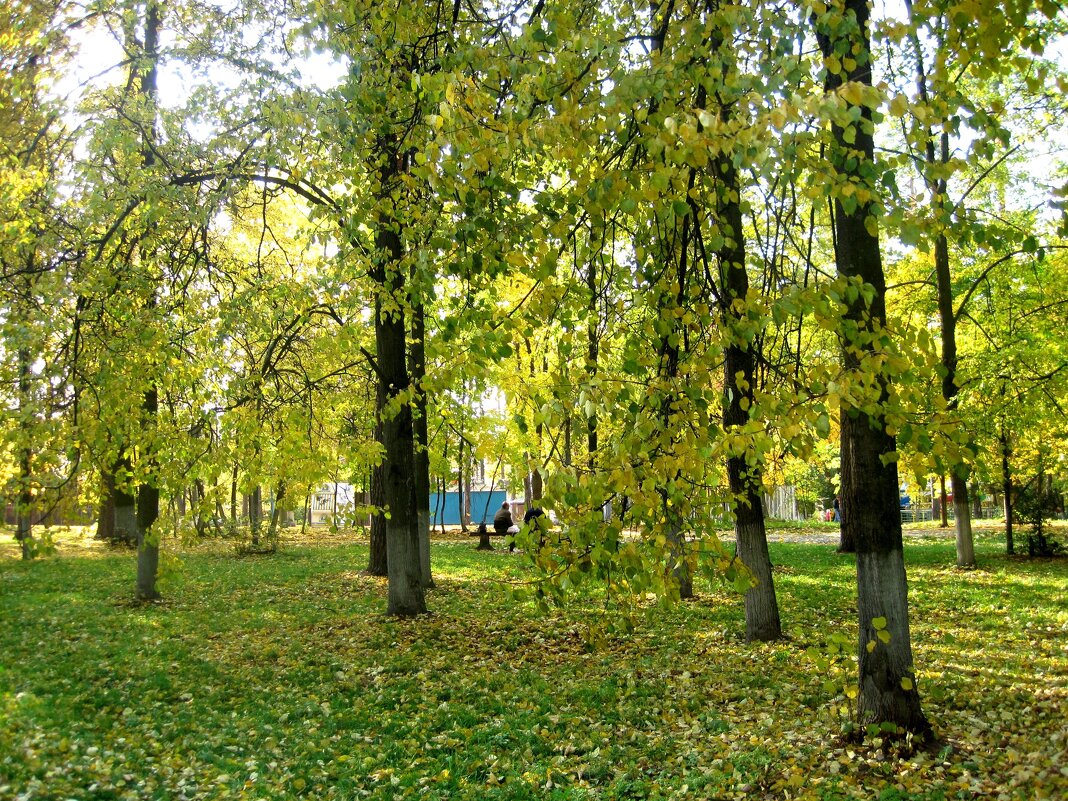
(1, 527), (1065, 800)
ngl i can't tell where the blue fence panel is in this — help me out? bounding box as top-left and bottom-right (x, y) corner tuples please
(430, 491), (506, 525)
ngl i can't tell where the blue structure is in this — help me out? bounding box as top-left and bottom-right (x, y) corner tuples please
(429, 491), (507, 525)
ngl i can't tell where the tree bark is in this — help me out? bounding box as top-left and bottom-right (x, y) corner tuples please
(905, 2), (977, 568)
(951, 473), (975, 567)
(939, 475), (948, 528)
(15, 347), (33, 560)
(114, 456), (137, 547)
(96, 468), (117, 542)
(837, 435), (855, 552)
(718, 145), (781, 641)
(1001, 427), (1014, 555)
(411, 301), (433, 589)
(816, 0), (931, 738)
(457, 434), (467, 533)
(368, 440), (388, 575)
(266, 480), (286, 547)
(249, 485), (262, 545)
(372, 135), (425, 617)
(230, 462), (239, 534)
(136, 389), (160, 602)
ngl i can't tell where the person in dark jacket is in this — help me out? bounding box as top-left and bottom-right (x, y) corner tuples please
(493, 502), (516, 536)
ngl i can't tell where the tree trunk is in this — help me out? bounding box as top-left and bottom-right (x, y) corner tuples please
(266, 480), (285, 548)
(718, 147), (781, 641)
(136, 390), (161, 602)
(906, 4), (977, 568)
(457, 435), (466, 533)
(15, 346), (34, 560)
(372, 134), (425, 617)
(463, 461), (472, 528)
(587, 258), (599, 475)
(411, 301), (433, 589)
(368, 455), (388, 575)
(376, 290), (424, 615)
(939, 475), (948, 528)
(837, 435), (855, 552)
(816, 0), (931, 738)
(96, 468), (117, 542)
(230, 462), (239, 533)
(1001, 427), (1014, 555)
(951, 474), (975, 567)
(249, 486), (262, 545)
(114, 456), (138, 547)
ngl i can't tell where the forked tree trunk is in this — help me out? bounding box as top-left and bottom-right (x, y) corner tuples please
(816, 0), (930, 739)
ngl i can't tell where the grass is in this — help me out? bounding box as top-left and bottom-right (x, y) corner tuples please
(1, 524), (1066, 800)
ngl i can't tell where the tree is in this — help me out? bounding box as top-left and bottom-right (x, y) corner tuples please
(0, 0), (77, 560)
(814, 0), (931, 737)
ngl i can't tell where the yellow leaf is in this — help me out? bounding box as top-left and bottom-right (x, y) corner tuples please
(839, 81), (864, 106)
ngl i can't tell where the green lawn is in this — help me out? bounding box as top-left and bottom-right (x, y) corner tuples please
(1, 526), (1065, 800)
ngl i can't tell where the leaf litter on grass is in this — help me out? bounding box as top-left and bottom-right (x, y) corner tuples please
(0, 528), (1066, 800)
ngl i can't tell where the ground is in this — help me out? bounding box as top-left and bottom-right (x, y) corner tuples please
(0, 522), (1065, 800)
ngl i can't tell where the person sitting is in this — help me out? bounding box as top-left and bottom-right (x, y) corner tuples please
(493, 502), (519, 537)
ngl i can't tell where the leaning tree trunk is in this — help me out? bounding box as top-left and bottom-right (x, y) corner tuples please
(816, 0), (931, 738)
